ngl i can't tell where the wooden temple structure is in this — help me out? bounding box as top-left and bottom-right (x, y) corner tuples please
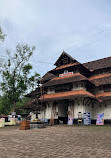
(24, 87), (41, 119)
(27, 52), (111, 124)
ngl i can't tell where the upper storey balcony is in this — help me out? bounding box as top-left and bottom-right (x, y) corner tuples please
(42, 72), (94, 94)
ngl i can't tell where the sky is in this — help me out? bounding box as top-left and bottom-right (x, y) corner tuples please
(0, 0), (111, 77)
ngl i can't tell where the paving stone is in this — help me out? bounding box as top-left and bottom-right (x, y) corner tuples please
(0, 125), (111, 158)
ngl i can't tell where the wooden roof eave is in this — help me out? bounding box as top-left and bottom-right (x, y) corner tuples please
(41, 72), (56, 83)
(42, 75), (95, 88)
(39, 89), (96, 102)
(96, 92), (111, 101)
(49, 63), (91, 75)
(90, 74), (111, 87)
(83, 56), (111, 71)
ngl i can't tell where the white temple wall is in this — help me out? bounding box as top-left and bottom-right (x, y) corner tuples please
(73, 102), (84, 119)
(30, 112), (36, 121)
(41, 101), (68, 120)
(68, 99), (94, 119)
(39, 101), (58, 120)
(93, 100), (111, 120)
(38, 100), (111, 121)
(38, 102), (53, 120)
(38, 110), (44, 120)
(45, 102), (53, 119)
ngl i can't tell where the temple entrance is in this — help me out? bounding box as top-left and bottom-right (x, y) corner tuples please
(58, 101), (68, 124)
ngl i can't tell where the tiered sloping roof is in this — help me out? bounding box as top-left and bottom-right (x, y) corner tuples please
(89, 74), (111, 86)
(41, 72), (56, 83)
(43, 73), (92, 87)
(40, 89), (95, 101)
(40, 53), (111, 102)
(23, 99), (41, 110)
(50, 62), (91, 75)
(55, 62), (79, 70)
(96, 92), (111, 101)
(25, 88), (41, 98)
(83, 57), (111, 71)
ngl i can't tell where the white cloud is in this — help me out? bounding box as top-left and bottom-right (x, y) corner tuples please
(0, 0), (111, 77)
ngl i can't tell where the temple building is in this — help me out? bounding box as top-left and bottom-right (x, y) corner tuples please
(38, 52), (111, 124)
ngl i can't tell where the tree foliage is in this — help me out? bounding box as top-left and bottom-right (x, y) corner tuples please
(0, 95), (31, 115)
(0, 44), (40, 112)
(0, 95), (12, 114)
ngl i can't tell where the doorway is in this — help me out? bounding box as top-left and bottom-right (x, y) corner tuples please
(58, 100), (68, 124)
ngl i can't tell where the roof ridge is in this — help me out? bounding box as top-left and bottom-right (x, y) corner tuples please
(54, 51), (78, 66)
(83, 56), (111, 65)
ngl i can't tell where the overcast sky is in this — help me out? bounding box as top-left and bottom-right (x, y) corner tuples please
(0, 0), (111, 77)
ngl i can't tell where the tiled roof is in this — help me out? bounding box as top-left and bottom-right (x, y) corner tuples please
(23, 99), (41, 109)
(55, 62), (79, 70)
(96, 92), (111, 101)
(39, 89), (95, 101)
(43, 73), (90, 87)
(25, 88), (41, 98)
(52, 73), (82, 80)
(83, 57), (111, 71)
(41, 72), (56, 83)
(89, 73), (111, 80)
(50, 62), (91, 74)
(89, 73), (111, 86)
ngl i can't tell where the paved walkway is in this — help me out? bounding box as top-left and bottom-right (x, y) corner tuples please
(0, 125), (111, 158)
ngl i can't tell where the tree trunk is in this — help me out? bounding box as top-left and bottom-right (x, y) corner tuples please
(13, 101), (16, 112)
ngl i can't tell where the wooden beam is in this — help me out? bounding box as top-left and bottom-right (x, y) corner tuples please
(84, 98), (90, 106)
(79, 98), (83, 104)
(83, 98), (86, 106)
(91, 100), (95, 108)
(75, 98), (80, 105)
(87, 99), (93, 107)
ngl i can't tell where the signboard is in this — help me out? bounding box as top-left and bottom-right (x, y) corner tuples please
(59, 71), (73, 77)
(67, 118), (73, 125)
(96, 113), (104, 125)
(83, 112), (91, 125)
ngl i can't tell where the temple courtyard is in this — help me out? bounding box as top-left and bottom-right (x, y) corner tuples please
(0, 125), (111, 158)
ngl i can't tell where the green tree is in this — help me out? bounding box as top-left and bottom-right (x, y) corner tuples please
(0, 44), (40, 112)
(0, 95), (12, 114)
